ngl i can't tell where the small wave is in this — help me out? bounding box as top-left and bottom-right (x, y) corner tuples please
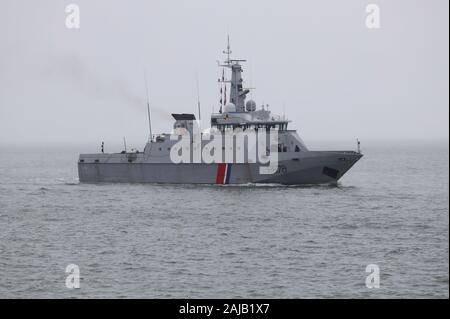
(337, 223), (359, 230)
(384, 247), (404, 256)
(221, 182), (342, 189)
(222, 183), (284, 188)
(64, 182), (79, 186)
(434, 275), (449, 284)
(56, 177), (79, 185)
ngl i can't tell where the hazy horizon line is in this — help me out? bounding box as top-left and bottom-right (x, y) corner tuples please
(1, 137), (448, 151)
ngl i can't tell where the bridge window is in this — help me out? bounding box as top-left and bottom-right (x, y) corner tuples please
(211, 123), (288, 131)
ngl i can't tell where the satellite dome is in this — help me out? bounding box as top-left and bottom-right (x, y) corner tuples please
(224, 102), (236, 113)
(246, 100), (257, 112)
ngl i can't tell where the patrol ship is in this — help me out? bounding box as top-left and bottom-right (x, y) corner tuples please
(78, 40), (363, 185)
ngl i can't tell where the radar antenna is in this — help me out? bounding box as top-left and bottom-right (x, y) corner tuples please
(223, 34), (232, 64)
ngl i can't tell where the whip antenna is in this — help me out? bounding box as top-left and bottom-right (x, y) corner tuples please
(196, 72), (202, 128)
(144, 70), (153, 142)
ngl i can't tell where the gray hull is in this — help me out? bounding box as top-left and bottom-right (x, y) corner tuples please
(78, 151), (362, 185)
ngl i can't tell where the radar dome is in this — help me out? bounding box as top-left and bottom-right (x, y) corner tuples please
(224, 103), (236, 113)
(246, 100), (257, 112)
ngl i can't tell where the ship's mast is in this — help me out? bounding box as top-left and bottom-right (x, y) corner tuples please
(218, 36), (249, 112)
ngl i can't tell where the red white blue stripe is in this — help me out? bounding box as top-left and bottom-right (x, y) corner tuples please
(216, 163), (232, 184)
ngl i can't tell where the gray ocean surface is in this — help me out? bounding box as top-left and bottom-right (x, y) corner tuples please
(0, 141), (448, 298)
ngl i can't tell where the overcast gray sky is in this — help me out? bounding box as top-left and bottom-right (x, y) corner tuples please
(0, 0), (448, 148)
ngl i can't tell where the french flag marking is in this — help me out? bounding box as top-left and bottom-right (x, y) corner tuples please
(216, 163), (232, 184)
